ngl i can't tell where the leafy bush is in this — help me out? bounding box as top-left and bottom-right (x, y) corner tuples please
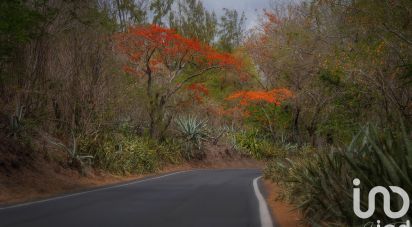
(264, 125), (412, 226)
(230, 129), (296, 160)
(156, 138), (184, 165)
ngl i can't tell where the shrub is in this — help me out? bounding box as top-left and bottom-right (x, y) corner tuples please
(230, 129), (297, 160)
(264, 125), (412, 226)
(95, 136), (158, 174)
(155, 138), (184, 165)
(80, 134), (183, 175)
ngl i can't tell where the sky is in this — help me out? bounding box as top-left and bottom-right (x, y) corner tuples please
(199, 0), (273, 30)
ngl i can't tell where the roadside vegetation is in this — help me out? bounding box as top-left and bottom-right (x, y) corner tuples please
(1, 0), (411, 225)
(0, 0), (246, 176)
(240, 0), (411, 226)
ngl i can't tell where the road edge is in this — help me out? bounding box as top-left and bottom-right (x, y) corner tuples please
(253, 176), (274, 227)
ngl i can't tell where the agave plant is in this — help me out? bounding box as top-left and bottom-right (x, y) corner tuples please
(42, 131), (93, 174)
(175, 115), (209, 159)
(10, 103), (24, 138)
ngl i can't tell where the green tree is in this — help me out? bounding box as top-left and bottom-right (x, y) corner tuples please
(0, 0), (48, 62)
(150, 0), (174, 26)
(217, 8), (246, 52)
(112, 0), (148, 31)
(169, 0), (217, 45)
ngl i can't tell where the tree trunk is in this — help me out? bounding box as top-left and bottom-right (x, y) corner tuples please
(292, 106), (301, 144)
(148, 94), (171, 140)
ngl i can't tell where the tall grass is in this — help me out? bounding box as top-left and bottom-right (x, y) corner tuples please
(230, 129), (307, 160)
(80, 134), (182, 175)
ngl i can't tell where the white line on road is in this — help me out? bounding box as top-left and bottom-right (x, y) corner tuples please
(253, 176), (274, 227)
(0, 170), (191, 210)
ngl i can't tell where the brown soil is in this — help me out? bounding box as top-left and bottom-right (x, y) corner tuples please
(0, 133), (138, 205)
(0, 143), (133, 204)
(263, 179), (304, 227)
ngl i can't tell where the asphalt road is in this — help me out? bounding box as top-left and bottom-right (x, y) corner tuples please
(0, 169), (273, 227)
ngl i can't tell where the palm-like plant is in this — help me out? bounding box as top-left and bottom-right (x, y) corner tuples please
(175, 115), (209, 159)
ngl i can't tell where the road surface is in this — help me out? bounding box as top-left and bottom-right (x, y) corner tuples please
(0, 169), (273, 227)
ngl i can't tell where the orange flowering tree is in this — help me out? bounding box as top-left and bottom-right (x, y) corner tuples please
(115, 24), (240, 139)
(226, 88), (293, 135)
(226, 88), (293, 107)
(187, 83), (209, 104)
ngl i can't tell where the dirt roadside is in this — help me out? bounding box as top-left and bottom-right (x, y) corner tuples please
(263, 179), (303, 227)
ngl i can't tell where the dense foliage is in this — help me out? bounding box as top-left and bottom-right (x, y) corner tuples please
(245, 0), (411, 146)
(0, 0), (246, 175)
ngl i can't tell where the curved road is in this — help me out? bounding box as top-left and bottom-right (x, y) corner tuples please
(0, 169), (273, 227)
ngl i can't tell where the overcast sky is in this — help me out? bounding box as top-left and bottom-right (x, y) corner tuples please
(153, 0), (297, 30)
(199, 0), (273, 30)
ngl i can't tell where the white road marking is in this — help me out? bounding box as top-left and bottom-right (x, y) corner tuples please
(0, 170), (191, 210)
(253, 176), (274, 227)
